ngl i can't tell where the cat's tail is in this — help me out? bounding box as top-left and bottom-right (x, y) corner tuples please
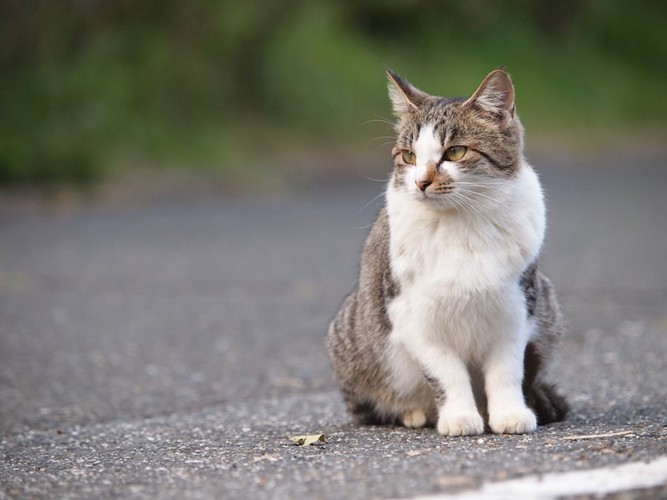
(523, 340), (569, 425)
(525, 382), (569, 425)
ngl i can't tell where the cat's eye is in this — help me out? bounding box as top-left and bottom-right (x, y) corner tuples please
(401, 150), (416, 165)
(444, 146), (468, 162)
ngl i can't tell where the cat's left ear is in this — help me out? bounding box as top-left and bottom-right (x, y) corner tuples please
(464, 68), (516, 122)
(386, 68), (429, 116)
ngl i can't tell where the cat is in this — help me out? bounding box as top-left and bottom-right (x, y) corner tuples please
(327, 68), (568, 436)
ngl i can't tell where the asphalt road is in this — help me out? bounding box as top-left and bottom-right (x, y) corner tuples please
(1, 157), (666, 498)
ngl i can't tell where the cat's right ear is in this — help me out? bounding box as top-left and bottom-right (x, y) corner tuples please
(386, 68), (427, 116)
(464, 68), (516, 122)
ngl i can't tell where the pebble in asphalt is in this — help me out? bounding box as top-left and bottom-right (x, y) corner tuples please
(1, 158), (666, 498)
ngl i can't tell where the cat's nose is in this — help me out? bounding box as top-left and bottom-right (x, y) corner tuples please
(416, 179), (432, 192)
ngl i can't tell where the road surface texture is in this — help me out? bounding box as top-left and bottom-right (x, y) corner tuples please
(1, 156), (666, 498)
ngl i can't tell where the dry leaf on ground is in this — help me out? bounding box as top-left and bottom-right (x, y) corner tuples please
(289, 434), (327, 446)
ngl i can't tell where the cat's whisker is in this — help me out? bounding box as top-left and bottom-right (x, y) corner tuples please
(373, 141), (398, 150)
(360, 116), (396, 128)
(456, 185), (512, 212)
(447, 195), (464, 216)
(454, 184), (504, 193)
(358, 191), (386, 214)
(448, 191), (493, 229)
(456, 194), (505, 216)
(368, 135), (397, 145)
(447, 191), (477, 216)
(455, 181), (509, 193)
(450, 191), (498, 227)
(351, 222), (376, 230)
(360, 175), (391, 183)
(367, 141), (398, 151)
(454, 178), (500, 183)
(450, 195), (482, 221)
(367, 137), (398, 149)
(369, 143), (398, 152)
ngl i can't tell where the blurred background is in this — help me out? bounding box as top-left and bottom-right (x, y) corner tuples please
(1, 0), (666, 195)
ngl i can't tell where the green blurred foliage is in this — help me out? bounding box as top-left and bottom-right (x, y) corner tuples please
(1, 0), (665, 185)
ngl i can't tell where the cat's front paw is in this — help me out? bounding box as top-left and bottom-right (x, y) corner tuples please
(401, 409), (427, 428)
(489, 407), (537, 434)
(437, 410), (484, 436)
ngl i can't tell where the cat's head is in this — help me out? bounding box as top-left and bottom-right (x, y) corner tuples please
(386, 68), (525, 209)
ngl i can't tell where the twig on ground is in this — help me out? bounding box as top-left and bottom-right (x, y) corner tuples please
(562, 430), (634, 440)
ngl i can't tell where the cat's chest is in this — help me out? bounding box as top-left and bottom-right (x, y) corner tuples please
(389, 212), (527, 292)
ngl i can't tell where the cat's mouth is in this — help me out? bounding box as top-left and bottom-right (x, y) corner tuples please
(413, 183), (456, 199)
(411, 169), (456, 199)
(408, 182), (469, 212)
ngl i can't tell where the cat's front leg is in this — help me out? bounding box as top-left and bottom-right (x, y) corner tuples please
(400, 341), (484, 436)
(484, 341), (537, 435)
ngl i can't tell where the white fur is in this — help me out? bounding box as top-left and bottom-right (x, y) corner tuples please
(475, 90), (507, 114)
(412, 123), (445, 181)
(385, 124), (545, 435)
